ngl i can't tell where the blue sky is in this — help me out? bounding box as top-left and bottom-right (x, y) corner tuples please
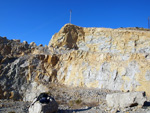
(0, 0), (150, 45)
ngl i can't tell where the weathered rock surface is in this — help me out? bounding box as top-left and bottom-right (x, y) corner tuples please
(29, 99), (58, 113)
(49, 24), (150, 98)
(106, 91), (146, 109)
(0, 36), (52, 100)
(1, 24), (150, 102)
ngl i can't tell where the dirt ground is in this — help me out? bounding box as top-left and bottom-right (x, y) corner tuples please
(0, 84), (150, 113)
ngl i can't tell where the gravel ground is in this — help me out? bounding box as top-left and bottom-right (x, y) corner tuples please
(0, 100), (30, 113)
(1, 100), (150, 113)
(0, 85), (150, 113)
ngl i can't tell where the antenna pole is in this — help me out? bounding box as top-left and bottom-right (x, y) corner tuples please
(148, 17), (150, 29)
(70, 10), (72, 23)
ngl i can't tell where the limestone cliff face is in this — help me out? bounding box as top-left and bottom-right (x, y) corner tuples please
(49, 24), (150, 97)
(1, 24), (150, 100)
(49, 24), (150, 53)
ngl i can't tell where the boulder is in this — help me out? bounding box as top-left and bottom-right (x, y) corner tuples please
(29, 96), (58, 113)
(106, 91), (146, 109)
(23, 82), (49, 101)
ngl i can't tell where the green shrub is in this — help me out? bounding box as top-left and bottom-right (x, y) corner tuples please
(75, 99), (82, 104)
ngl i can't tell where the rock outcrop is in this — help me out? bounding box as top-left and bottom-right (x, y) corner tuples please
(106, 91), (146, 109)
(49, 24), (150, 98)
(0, 36), (52, 100)
(1, 24), (150, 101)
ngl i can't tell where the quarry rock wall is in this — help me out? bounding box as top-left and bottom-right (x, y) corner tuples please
(1, 24), (150, 100)
(49, 24), (150, 97)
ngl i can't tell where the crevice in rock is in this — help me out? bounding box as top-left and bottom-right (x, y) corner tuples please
(130, 103), (138, 107)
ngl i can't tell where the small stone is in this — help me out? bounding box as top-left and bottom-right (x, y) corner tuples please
(85, 106), (88, 109)
(9, 91), (14, 99)
(0, 104), (2, 107)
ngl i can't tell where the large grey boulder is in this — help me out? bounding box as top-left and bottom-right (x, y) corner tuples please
(106, 91), (146, 109)
(29, 96), (58, 113)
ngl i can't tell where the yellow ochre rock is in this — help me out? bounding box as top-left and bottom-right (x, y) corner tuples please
(48, 24), (150, 98)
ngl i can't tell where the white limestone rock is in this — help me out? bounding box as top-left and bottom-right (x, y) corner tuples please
(23, 82), (49, 101)
(30, 42), (36, 47)
(106, 91), (146, 109)
(29, 98), (58, 113)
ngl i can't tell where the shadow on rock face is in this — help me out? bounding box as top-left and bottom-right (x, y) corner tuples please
(142, 101), (150, 110)
(143, 101), (150, 107)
